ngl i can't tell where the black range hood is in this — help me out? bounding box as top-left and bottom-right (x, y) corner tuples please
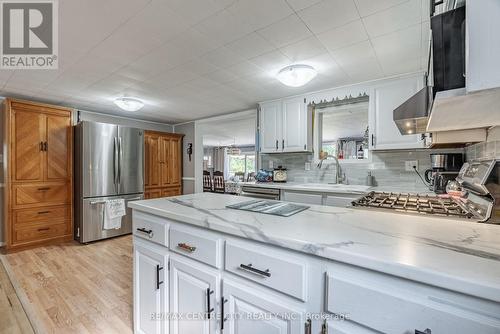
(394, 5), (465, 135)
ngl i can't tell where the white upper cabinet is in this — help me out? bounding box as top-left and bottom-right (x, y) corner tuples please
(259, 101), (282, 153)
(370, 76), (425, 150)
(466, 0), (500, 92)
(259, 97), (311, 153)
(282, 97), (310, 152)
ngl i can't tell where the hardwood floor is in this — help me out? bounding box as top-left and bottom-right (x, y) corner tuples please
(1, 235), (133, 334)
(0, 259), (34, 334)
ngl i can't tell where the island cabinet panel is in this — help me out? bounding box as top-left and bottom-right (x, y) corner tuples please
(4, 98), (73, 251)
(326, 273), (500, 334)
(225, 241), (308, 301)
(144, 131), (183, 199)
(222, 280), (305, 334)
(134, 239), (168, 334)
(169, 255), (220, 334)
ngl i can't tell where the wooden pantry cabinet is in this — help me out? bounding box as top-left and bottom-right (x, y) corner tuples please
(2, 98), (73, 251)
(144, 131), (183, 199)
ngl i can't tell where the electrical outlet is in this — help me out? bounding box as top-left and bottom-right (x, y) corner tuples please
(269, 160), (274, 169)
(405, 160), (418, 171)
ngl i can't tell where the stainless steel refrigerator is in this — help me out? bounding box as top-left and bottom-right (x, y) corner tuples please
(74, 121), (144, 243)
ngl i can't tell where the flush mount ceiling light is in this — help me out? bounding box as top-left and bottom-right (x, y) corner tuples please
(114, 97), (144, 112)
(276, 64), (317, 87)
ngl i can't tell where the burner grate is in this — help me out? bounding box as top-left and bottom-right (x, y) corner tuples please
(352, 192), (473, 218)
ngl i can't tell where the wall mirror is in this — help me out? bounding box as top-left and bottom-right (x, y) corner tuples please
(312, 94), (370, 162)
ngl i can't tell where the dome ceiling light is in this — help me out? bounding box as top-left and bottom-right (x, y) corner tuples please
(114, 97), (144, 112)
(276, 64), (317, 87)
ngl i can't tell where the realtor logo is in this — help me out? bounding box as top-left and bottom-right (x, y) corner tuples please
(0, 0), (58, 69)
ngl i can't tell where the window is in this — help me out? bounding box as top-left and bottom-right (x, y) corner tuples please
(227, 154), (255, 179)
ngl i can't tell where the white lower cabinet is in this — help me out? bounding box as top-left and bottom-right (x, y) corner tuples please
(133, 216), (500, 334)
(222, 280), (305, 334)
(134, 239), (169, 334)
(169, 255), (220, 334)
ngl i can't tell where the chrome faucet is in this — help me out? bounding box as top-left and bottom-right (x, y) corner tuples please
(317, 154), (344, 184)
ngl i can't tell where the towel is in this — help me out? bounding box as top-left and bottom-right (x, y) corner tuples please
(103, 199), (126, 230)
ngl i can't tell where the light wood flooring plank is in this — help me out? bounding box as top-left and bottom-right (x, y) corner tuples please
(1, 235), (133, 334)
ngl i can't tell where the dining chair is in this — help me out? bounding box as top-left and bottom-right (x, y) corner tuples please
(213, 171), (225, 193)
(203, 170), (213, 192)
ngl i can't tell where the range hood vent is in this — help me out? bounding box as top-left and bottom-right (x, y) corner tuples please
(393, 86), (432, 135)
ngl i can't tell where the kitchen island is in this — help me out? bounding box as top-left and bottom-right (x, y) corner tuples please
(129, 193), (500, 334)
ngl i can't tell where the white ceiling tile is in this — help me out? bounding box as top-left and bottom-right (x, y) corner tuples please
(362, 0), (423, 38)
(371, 25), (421, 63)
(380, 57), (421, 76)
(249, 50), (291, 73)
(286, 0), (323, 11)
(279, 36), (327, 62)
(202, 47), (245, 68)
(169, 28), (220, 58)
(226, 33), (276, 60)
(177, 59), (219, 77)
(316, 20), (368, 52)
(330, 40), (376, 68)
(130, 43), (193, 76)
(300, 53), (346, 78)
(227, 0), (293, 31)
(204, 70), (239, 84)
(298, 0), (359, 34)
(146, 67), (200, 89)
(226, 61), (263, 78)
(66, 55), (123, 79)
(163, 0), (226, 26)
(257, 14), (312, 48)
(195, 9), (254, 46)
(342, 57), (384, 82)
(353, 0), (408, 17)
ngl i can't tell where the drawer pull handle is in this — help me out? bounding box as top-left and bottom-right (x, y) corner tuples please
(136, 227), (153, 238)
(37, 187), (50, 191)
(206, 288), (214, 319)
(220, 297), (228, 331)
(37, 211), (50, 214)
(415, 330), (431, 334)
(38, 227), (50, 232)
(239, 263), (271, 277)
(156, 264), (164, 290)
(177, 243), (196, 253)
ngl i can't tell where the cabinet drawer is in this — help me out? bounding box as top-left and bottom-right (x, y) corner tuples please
(13, 205), (71, 225)
(170, 225), (221, 268)
(12, 183), (70, 208)
(225, 241), (307, 301)
(132, 211), (169, 247)
(326, 273), (500, 334)
(12, 221), (70, 244)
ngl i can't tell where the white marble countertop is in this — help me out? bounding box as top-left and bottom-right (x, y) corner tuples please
(129, 193), (500, 303)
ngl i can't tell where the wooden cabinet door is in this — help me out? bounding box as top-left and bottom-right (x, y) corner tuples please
(134, 240), (168, 334)
(45, 113), (71, 181)
(159, 136), (171, 187)
(169, 255), (220, 334)
(145, 134), (161, 187)
(145, 189), (163, 199)
(161, 188), (180, 198)
(222, 280), (304, 334)
(11, 109), (45, 182)
(169, 138), (181, 187)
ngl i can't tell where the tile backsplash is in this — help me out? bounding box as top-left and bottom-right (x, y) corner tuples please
(261, 148), (464, 191)
(465, 141), (500, 161)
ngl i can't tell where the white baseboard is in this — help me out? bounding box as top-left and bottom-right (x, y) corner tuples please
(182, 177), (195, 181)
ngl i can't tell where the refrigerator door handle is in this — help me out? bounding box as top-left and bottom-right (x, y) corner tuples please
(113, 137), (119, 187)
(118, 136), (123, 186)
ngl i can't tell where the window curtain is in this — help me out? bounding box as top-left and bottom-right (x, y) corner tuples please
(213, 147), (226, 175)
